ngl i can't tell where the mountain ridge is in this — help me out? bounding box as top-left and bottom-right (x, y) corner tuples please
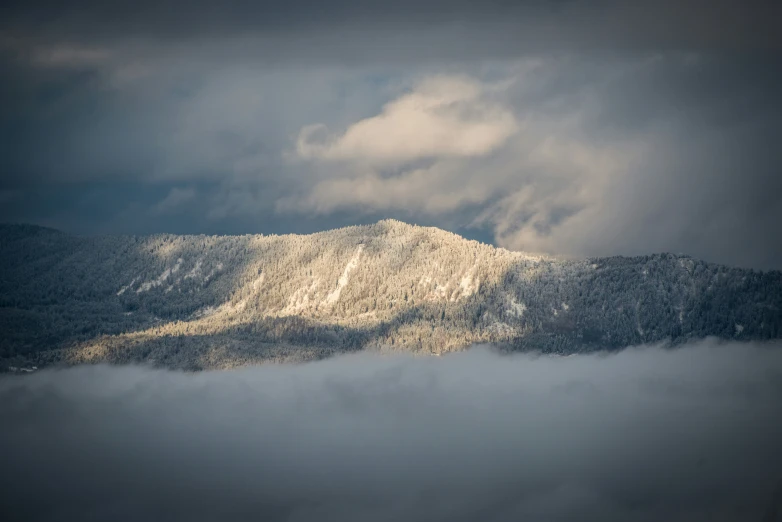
(1, 220), (780, 370)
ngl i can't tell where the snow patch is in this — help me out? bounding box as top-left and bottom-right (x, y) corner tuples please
(507, 299), (527, 318)
(204, 262), (224, 283)
(136, 258), (183, 293)
(635, 301), (644, 337)
(283, 278), (322, 315)
(459, 271), (478, 298)
(137, 269), (170, 293)
(432, 283), (448, 300)
(192, 296), (248, 320)
(116, 276), (138, 296)
(418, 275), (450, 302)
(452, 265), (479, 301)
(184, 259), (203, 280)
(252, 272), (266, 290)
(488, 321), (516, 336)
(325, 245), (364, 305)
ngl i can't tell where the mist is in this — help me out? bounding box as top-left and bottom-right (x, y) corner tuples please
(2, 338), (782, 521)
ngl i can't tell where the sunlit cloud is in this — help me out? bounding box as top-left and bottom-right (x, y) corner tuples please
(296, 75), (518, 165)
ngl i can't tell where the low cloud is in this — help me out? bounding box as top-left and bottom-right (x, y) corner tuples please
(2, 339), (781, 521)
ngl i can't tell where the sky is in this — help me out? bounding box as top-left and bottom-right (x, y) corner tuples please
(1, 0), (781, 269)
(2, 340), (782, 521)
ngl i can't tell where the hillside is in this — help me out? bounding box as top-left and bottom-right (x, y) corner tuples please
(1, 220), (780, 370)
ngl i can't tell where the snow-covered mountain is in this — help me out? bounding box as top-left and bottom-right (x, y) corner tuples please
(1, 220), (780, 370)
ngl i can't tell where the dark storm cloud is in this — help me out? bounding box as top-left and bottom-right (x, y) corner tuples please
(0, 59), (168, 187)
(2, 0), (780, 54)
(2, 339), (782, 522)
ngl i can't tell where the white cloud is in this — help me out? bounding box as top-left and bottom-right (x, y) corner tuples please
(295, 75), (518, 165)
(472, 130), (641, 255)
(277, 159), (498, 215)
(282, 73), (523, 216)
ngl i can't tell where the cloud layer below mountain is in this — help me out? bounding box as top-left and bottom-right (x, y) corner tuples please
(2, 338), (781, 521)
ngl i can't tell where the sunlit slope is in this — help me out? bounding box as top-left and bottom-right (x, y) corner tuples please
(1, 220), (780, 369)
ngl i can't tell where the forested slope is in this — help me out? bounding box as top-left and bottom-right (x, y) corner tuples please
(1, 220), (780, 370)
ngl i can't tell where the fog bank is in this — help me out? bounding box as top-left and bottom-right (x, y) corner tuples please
(2, 338), (782, 521)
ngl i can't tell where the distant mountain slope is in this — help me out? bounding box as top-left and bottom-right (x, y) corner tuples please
(1, 220), (780, 370)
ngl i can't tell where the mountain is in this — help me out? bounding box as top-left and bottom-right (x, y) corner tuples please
(1, 220), (780, 370)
